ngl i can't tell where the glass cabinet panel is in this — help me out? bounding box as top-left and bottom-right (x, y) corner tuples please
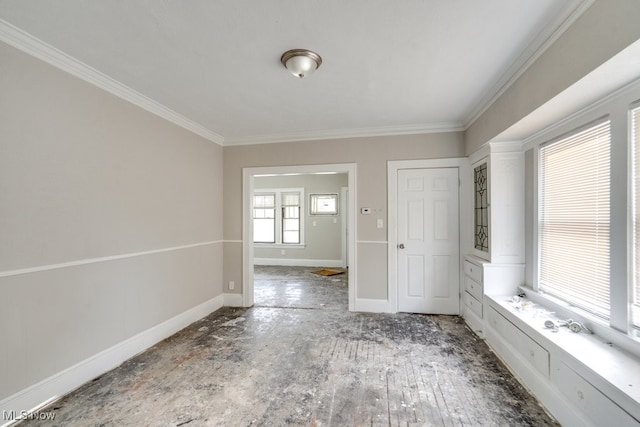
(474, 162), (489, 252)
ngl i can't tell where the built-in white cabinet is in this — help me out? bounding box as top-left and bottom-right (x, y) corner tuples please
(469, 142), (524, 267)
(464, 142), (525, 322)
(485, 296), (640, 427)
(463, 143), (525, 333)
(462, 255), (525, 335)
(463, 257), (484, 334)
(552, 360), (638, 427)
(486, 306), (550, 378)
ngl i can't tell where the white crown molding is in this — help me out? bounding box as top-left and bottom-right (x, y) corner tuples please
(462, 0), (595, 130)
(0, 19), (225, 145)
(223, 122), (464, 146)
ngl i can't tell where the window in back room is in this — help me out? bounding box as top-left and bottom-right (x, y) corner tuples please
(253, 189), (303, 245)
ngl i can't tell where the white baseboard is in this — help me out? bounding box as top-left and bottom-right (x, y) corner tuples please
(0, 295), (224, 426)
(354, 298), (392, 313)
(254, 258), (343, 268)
(224, 293), (243, 307)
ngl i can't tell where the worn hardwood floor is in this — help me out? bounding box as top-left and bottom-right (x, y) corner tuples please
(18, 266), (557, 426)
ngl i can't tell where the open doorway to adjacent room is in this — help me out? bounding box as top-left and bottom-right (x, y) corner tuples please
(242, 164), (357, 311)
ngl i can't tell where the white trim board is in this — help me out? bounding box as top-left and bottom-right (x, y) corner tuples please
(224, 122), (463, 146)
(0, 19), (224, 145)
(0, 240), (222, 279)
(354, 298), (392, 314)
(254, 258), (343, 268)
(0, 295), (224, 426)
(223, 293), (243, 307)
(243, 163), (357, 311)
(387, 158), (471, 314)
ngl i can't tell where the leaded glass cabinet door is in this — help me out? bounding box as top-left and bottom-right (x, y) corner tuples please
(474, 160), (489, 256)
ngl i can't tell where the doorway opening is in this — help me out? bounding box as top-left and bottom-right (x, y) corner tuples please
(242, 164), (357, 311)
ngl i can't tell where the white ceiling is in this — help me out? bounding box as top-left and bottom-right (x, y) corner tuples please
(0, 0), (589, 145)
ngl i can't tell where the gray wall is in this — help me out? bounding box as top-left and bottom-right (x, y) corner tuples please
(465, 0), (640, 153)
(254, 173), (348, 264)
(0, 41), (223, 400)
(223, 133), (465, 300)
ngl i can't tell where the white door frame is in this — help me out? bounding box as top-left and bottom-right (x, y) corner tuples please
(242, 163), (357, 311)
(341, 186), (348, 268)
(387, 158), (471, 313)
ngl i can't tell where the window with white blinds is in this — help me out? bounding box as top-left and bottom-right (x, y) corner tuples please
(253, 193), (276, 243)
(631, 106), (640, 329)
(253, 189), (304, 245)
(281, 192), (301, 244)
(539, 120), (611, 319)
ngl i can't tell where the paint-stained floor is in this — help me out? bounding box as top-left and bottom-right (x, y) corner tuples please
(20, 266), (557, 426)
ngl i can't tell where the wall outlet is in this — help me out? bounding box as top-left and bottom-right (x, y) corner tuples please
(229, 281), (235, 290)
(377, 219), (384, 229)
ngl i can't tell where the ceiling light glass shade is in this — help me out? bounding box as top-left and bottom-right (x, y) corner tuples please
(281, 49), (322, 79)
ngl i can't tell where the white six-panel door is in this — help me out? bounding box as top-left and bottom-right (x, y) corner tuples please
(397, 168), (460, 314)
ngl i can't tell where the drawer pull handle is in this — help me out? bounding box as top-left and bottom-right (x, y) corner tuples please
(577, 391), (584, 400)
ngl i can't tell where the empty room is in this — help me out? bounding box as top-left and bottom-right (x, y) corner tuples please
(1, 1), (640, 425)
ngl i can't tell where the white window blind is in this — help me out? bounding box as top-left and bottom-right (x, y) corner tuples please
(632, 106), (640, 329)
(539, 120), (611, 319)
(281, 192), (300, 244)
(253, 193), (275, 243)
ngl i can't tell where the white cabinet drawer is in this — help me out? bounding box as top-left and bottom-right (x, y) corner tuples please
(552, 360), (639, 427)
(487, 307), (549, 377)
(463, 260), (482, 283)
(464, 307), (483, 334)
(465, 276), (482, 301)
(464, 291), (483, 318)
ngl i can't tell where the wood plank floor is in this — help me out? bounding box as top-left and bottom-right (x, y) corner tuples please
(20, 267), (558, 426)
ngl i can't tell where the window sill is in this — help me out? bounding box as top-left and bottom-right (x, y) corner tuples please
(254, 243), (306, 249)
(516, 286), (640, 357)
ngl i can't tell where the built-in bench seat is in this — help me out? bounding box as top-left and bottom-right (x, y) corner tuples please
(484, 295), (640, 427)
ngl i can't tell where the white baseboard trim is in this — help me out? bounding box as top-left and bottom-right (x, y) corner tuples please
(0, 295), (224, 426)
(224, 293), (244, 307)
(354, 298), (392, 313)
(254, 258), (343, 268)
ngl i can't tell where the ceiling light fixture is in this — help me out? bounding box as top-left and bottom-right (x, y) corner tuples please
(280, 49), (322, 79)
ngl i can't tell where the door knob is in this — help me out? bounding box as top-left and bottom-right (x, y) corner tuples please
(398, 243), (405, 249)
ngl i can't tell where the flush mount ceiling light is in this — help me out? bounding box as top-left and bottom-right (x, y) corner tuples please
(280, 49), (322, 79)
